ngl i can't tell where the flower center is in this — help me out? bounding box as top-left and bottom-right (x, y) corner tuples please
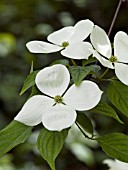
(62, 41), (69, 48)
(54, 95), (63, 104)
(109, 56), (117, 63)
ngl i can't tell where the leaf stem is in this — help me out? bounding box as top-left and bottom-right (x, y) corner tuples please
(71, 59), (77, 66)
(30, 60), (34, 73)
(108, 0), (123, 36)
(100, 78), (111, 82)
(99, 68), (109, 80)
(76, 122), (94, 140)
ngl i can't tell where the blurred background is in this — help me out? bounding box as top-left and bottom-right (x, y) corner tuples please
(0, 0), (128, 169)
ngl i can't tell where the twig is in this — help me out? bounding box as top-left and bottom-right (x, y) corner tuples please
(108, 0), (124, 36)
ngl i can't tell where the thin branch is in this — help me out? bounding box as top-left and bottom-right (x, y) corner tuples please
(75, 122), (94, 140)
(71, 58), (77, 66)
(108, 0), (123, 36)
(99, 68), (109, 80)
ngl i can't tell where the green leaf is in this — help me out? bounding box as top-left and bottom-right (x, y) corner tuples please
(76, 112), (93, 135)
(69, 65), (101, 86)
(20, 70), (39, 95)
(96, 133), (128, 162)
(90, 102), (123, 124)
(107, 80), (128, 117)
(37, 128), (69, 170)
(82, 57), (97, 66)
(29, 85), (41, 98)
(50, 59), (69, 66)
(69, 66), (92, 86)
(0, 120), (32, 157)
(89, 65), (101, 75)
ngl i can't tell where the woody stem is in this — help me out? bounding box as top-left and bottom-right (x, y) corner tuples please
(108, 0), (123, 36)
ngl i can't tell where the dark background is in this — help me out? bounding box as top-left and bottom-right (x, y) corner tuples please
(0, 0), (128, 169)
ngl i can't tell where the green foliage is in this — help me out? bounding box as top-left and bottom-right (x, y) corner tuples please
(76, 112), (93, 135)
(96, 133), (128, 162)
(20, 70), (39, 95)
(29, 85), (41, 98)
(82, 57), (97, 66)
(69, 66), (91, 86)
(0, 0), (128, 169)
(107, 80), (128, 117)
(0, 120), (32, 157)
(50, 59), (69, 66)
(69, 65), (100, 86)
(90, 102), (123, 124)
(37, 128), (69, 170)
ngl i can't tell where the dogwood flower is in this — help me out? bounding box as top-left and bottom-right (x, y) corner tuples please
(90, 25), (128, 85)
(15, 64), (102, 131)
(103, 159), (128, 170)
(26, 19), (94, 59)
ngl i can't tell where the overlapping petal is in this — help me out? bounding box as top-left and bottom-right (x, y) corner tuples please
(14, 95), (54, 126)
(114, 31), (128, 63)
(68, 19), (94, 43)
(26, 41), (62, 53)
(47, 26), (73, 46)
(115, 63), (128, 85)
(61, 42), (93, 59)
(103, 159), (128, 170)
(42, 104), (77, 131)
(35, 64), (70, 97)
(26, 19), (95, 60)
(90, 25), (112, 58)
(63, 80), (103, 111)
(91, 49), (114, 69)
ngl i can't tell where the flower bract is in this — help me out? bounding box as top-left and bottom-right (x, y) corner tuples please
(90, 25), (128, 85)
(15, 64), (103, 131)
(103, 159), (128, 170)
(26, 19), (94, 59)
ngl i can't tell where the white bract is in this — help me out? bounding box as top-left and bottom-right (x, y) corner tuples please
(15, 64), (103, 131)
(104, 159), (128, 170)
(26, 19), (94, 59)
(90, 25), (128, 85)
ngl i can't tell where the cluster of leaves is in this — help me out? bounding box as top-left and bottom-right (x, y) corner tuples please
(0, 0), (128, 169)
(0, 57), (128, 170)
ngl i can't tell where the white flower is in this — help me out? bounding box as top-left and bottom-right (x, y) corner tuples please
(26, 19), (94, 59)
(103, 159), (128, 170)
(15, 64), (102, 131)
(90, 25), (128, 85)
